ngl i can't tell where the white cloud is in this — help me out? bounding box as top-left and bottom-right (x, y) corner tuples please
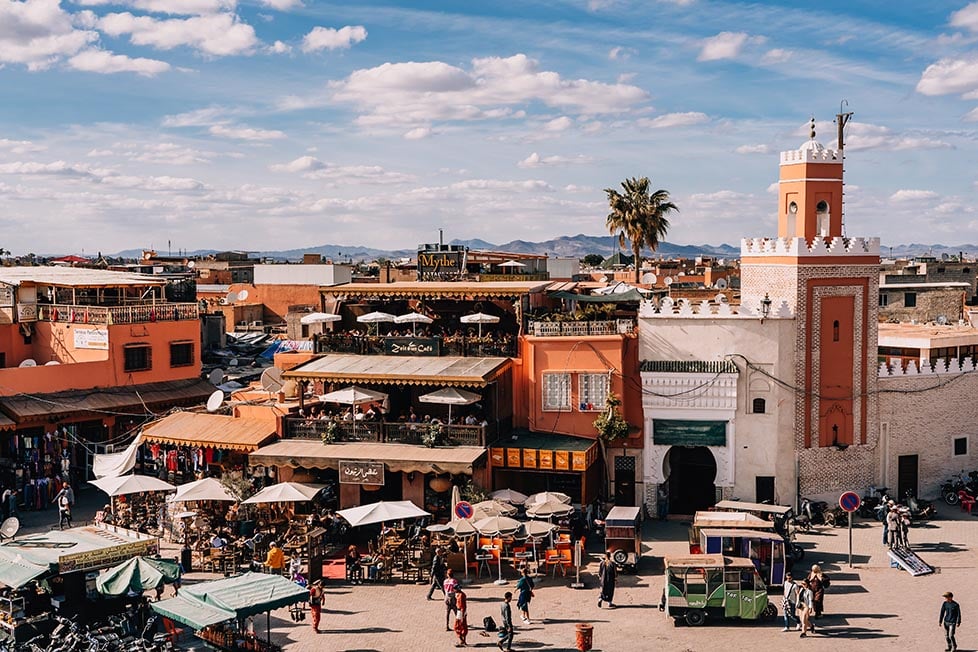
(0, 138), (45, 154)
(269, 156), (413, 184)
(324, 54), (648, 128)
(161, 106), (228, 127)
(209, 124), (285, 140)
(75, 0), (235, 14)
(301, 25), (367, 53)
(608, 46), (636, 60)
(267, 40), (290, 54)
(761, 48), (792, 64)
(0, 0), (97, 70)
(844, 122), (952, 151)
(917, 57), (978, 96)
(950, 2), (978, 32)
(89, 142), (220, 164)
(736, 144), (771, 154)
(68, 49), (170, 75)
(257, 0), (301, 9)
(517, 152), (593, 168)
(689, 190), (752, 202)
(890, 189), (939, 202)
(698, 32), (758, 62)
(98, 12), (258, 56)
(964, 107), (978, 122)
(543, 116), (573, 132)
(638, 112), (709, 129)
(403, 127), (432, 140)
(0, 158), (206, 191)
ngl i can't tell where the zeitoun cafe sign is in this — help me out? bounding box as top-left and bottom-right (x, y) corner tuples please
(340, 460), (385, 486)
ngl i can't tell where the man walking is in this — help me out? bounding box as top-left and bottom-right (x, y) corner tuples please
(781, 572), (799, 631)
(57, 491), (71, 530)
(426, 548), (446, 600)
(497, 591), (514, 651)
(940, 591), (962, 652)
(597, 551), (617, 608)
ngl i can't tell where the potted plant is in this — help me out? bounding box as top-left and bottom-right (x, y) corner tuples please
(321, 420), (340, 445)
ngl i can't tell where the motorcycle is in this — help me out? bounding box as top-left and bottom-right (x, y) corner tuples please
(904, 489), (937, 520)
(857, 486), (888, 518)
(799, 497), (830, 526)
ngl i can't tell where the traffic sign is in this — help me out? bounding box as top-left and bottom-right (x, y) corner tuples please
(454, 501), (474, 520)
(839, 491), (861, 513)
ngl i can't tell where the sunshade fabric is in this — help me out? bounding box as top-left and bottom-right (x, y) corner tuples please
(93, 436), (141, 479)
(525, 492), (571, 507)
(0, 557), (48, 589)
(356, 311), (396, 323)
(140, 412), (276, 452)
(490, 489), (528, 505)
(471, 500), (517, 517)
(151, 595), (235, 630)
(336, 500), (429, 527)
(459, 313), (500, 324)
(418, 387), (481, 406)
(90, 475), (176, 497)
(248, 440), (486, 475)
(240, 482), (323, 504)
(394, 312), (433, 324)
(526, 498), (574, 518)
(284, 354), (511, 388)
(300, 312), (341, 325)
(96, 556), (181, 595)
(319, 385), (388, 405)
(473, 516), (521, 536)
(172, 477), (237, 503)
(516, 521), (557, 539)
(185, 572), (309, 618)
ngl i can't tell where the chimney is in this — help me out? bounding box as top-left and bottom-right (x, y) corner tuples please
(277, 391), (286, 403)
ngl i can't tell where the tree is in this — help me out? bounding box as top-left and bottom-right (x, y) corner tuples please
(582, 253), (604, 268)
(604, 177), (679, 282)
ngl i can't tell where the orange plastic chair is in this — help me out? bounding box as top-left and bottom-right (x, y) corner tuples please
(544, 548), (561, 577)
(558, 547), (573, 574)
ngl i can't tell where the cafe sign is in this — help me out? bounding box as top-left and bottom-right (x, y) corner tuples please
(417, 250), (463, 277)
(58, 539), (159, 573)
(384, 337), (440, 357)
(339, 460), (385, 486)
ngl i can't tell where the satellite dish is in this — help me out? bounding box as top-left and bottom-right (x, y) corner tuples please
(0, 517), (20, 541)
(225, 292), (237, 305)
(208, 368), (225, 385)
(716, 278), (728, 290)
(260, 367), (285, 393)
(937, 315), (949, 325)
(941, 253), (950, 262)
(19, 359), (36, 368)
(229, 358), (239, 367)
(206, 390), (224, 413)
(715, 293), (728, 304)
(44, 361), (60, 366)
(641, 273), (657, 285)
(236, 289), (249, 302)
(664, 277), (673, 286)
(187, 260), (196, 269)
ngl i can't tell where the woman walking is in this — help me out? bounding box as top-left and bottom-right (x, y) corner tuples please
(443, 568), (459, 631)
(797, 579), (815, 637)
(515, 568), (535, 624)
(308, 580), (324, 634)
(597, 551), (617, 608)
(807, 565), (825, 619)
(453, 588), (468, 647)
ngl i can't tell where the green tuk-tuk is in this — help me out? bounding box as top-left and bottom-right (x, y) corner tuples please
(662, 555), (777, 626)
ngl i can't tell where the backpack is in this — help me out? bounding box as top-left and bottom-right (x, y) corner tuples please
(821, 574), (831, 589)
(483, 616), (497, 632)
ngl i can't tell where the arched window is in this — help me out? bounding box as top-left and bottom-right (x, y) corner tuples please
(816, 200), (830, 236)
(752, 397), (766, 414)
(833, 320), (840, 342)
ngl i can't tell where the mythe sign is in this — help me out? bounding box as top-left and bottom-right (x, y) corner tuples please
(339, 460), (385, 485)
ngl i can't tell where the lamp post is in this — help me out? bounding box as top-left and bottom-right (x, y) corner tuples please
(760, 293), (772, 322)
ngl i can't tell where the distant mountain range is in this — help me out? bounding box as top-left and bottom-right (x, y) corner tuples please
(109, 235), (978, 262)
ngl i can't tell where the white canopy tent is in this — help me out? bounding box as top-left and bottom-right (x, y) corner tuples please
(300, 312), (342, 325)
(336, 500), (429, 527)
(418, 387), (480, 423)
(241, 482), (323, 504)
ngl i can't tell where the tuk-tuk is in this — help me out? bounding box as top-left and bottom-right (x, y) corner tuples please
(604, 506), (642, 572)
(662, 555), (777, 626)
(692, 510), (804, 563)
(697, 528), (788, 586)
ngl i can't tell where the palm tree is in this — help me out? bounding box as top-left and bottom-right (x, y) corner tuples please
(604, 177), (679, 283)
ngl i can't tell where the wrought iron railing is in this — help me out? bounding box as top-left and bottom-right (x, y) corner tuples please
(284, 417), (487, 447)
(313, 334), (517, 358)
(528, 319), (634, 336)
(35, 303), (199, 325)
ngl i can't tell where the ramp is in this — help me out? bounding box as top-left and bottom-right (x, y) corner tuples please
(888, 547), (934, 576)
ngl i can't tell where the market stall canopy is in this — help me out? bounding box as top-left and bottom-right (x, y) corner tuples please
(96, 556), (181, 596)
(319, 385), (388, 406)
(168, 572), (308, 620)
(300, 312), (341, 325)
(0, 523), (159, 574)
(248, 440), (486, 476)
(490, 489), (528, 505)
(90, 475), (176, 497)
(473, 516), (521, 536)
(140, 412), (277, 453)
(337, 500), (429, 527)
(0, 557), (49, 589)
(240, 482), (324, 504)
(525, 492), (571, 507)
(284, 354), (511, 388)
(151, 594), (235, 631)
(172, 477), (237, 503)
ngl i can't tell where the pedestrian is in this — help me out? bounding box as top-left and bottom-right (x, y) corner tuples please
(443, 568), (459, 631)
(781, 572), (800, 632)
(886, 506), (900, 549)
(657, 484), (669, 521)
(57, 491), (71, 530)
(515, 568), (535, 624)
(308, 579), (324, 634)
(427, 548), (447, 600)
(797, 579), (814, 637)
(807, 565), (825, 618)
(264, 542), (285, 574)
(454, 587), (468, 647)
(597, 551), (617, 608)
(900, 510), (911, 548)
(882, 500), (894, 545)
(497, 591), (514, 651)
(940, 591), (962, 652)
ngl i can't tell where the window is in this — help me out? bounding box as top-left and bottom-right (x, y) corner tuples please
(542, 373), (570, 411)
(751, 397), (766, 414)
(123, 344), (152, 372)
(954, 436), (968, 457)
(879, 294), (889, 307)
(579, 373), (610, 411)
(832, 320), (840, 342)
(169, 341), (194, 367)
(904, 292), (917, 308)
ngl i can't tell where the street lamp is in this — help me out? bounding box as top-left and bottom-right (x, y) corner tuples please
(760, 293), (772, 321)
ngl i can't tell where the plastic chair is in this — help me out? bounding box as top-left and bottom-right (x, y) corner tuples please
(544, 548), (562, 577)
(558, 547), (573, 574)
(959, 491), (976, 514)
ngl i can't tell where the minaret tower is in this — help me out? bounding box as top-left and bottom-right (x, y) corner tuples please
(740, 114), (880, 497)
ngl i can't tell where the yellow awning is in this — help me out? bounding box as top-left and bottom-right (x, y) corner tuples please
(249, 440), (485, 475)
(282, 354), (511, 388)
(141, 412), (276, 452)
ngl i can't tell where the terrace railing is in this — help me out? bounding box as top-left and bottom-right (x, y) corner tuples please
(528, 319), (634, 337)
(284, 417), (488, 447)
(36, 303), (199, 325)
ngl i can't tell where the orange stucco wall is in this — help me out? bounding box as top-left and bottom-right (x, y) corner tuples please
(818, 295), (855, 447)
(228, 284), (322, 325)
(516, 334), (642, 444)
(778, 161), (844, 240)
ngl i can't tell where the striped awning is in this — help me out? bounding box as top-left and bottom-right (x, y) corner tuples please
(141, 412), (277, 452)
(283, 354), (511, 388)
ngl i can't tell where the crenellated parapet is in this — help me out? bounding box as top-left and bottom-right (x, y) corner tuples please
(780, 147), (841, 164)
(878, 357), (978, 378)
(639, 296), (794, 319)
(741, 236), (880, 258)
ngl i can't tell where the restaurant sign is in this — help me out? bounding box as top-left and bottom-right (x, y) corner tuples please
(339, 460), (385, 486)
(652, 419), (727, 447)
(384, 337), (440, 357)
(59, 539), (159, 573)
(417, 250), (463, 277)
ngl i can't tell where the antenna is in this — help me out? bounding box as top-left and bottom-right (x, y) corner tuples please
(208, 368), (225, 385)
(836, 101), (854, 237)
(206, 390), (224, 413)
(260, 367), (285, 393)
(664, 277), (673, 286)
(44, 361), (60, 366)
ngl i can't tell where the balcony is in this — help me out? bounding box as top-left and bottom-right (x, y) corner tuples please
(313, 334), (517, 358)
(528, 319), (634, 337)
(35, 303), (199, 325)
(284, 417), (491, 447)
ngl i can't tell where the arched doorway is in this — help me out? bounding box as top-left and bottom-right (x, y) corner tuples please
(666, 447), (717, 514)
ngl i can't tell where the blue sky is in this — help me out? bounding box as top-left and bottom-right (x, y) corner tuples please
(2, 0), (978, 255)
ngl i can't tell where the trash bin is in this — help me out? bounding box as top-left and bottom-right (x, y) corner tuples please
(181, 546), (193, 572)
(575, 623), (593, 651)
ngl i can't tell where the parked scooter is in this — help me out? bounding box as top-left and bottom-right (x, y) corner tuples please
(903, 489), (937, 520)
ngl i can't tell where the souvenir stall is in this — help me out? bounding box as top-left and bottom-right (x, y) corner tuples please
(90, 475), (176, 536)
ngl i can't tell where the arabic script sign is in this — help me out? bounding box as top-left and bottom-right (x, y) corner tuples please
(59, 539), (159, 573)
(383, 337), (441, 357)
(339, 460), (385, 486)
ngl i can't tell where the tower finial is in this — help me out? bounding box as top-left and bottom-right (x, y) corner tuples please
(810, 116), (816, 141)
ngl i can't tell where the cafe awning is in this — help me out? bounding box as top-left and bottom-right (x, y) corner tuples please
(141, 411), (277, 452)
(282, 354), (511, 388)
(249, 440), (486, 475)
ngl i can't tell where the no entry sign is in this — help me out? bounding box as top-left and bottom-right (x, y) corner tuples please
(454, 501), (474, 520)
(839, 491), (861, 513)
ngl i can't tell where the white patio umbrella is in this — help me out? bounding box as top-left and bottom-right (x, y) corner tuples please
(241, 482), (324, 504)
(418, 387), (480, 424)
(91, 475), (176, 497)
(320, 385), (389, 437)
(472, 500), (517, 517)
(498, 260), (526, 273)
(356, 311), (396, 335)
(526, 498), (574, 518)
(336, 500), (429, 527)
(474, 516), (521, 585)
(300, 312), (342, 325)
(525, 491), (572, 507)
(393, 311), (433, 335)
(459, 312), (500, 338)
(490, 489), (528, 505)
(172, 477), (237, 503)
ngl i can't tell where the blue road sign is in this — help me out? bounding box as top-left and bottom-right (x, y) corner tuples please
(455, 501), (474, 520)
(839, 491), (861, 513)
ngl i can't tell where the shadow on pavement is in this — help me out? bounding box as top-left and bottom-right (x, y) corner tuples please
(822, 585), (870, 594)
(915, 542), (968, 553)
(323, 626), (401, 634)
(814, 626), (898, 639)
(540, 618), (610, 624)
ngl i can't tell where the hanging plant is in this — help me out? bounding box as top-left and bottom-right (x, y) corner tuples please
(460, 479), (489, 504)
(321, 421), (340, 445)
(421, 422), (443, 448)
(593, 393), (629, 443)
